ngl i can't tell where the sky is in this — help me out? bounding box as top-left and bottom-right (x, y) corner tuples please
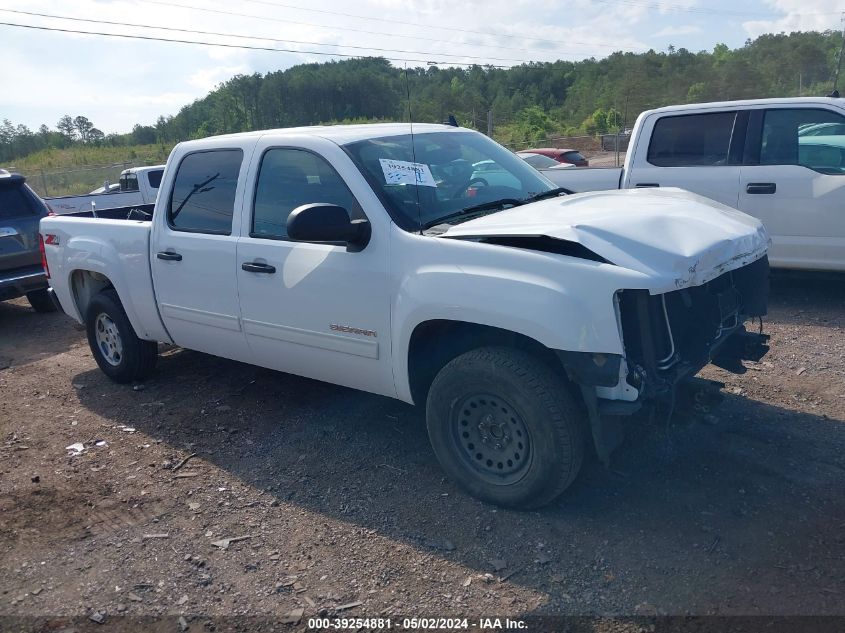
(0, 0), (842, 134)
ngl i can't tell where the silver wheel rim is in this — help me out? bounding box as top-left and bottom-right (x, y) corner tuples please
(95, 313), (123, 366)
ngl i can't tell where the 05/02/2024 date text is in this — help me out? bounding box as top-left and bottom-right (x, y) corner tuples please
(307, 617), (528, 630)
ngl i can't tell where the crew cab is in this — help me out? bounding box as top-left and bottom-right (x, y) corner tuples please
(45, 165), (164, 216)
(41, 124), (770, 508)
(544, 97), (845, 271)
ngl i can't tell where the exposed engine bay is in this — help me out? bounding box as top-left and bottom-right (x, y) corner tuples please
(618, 254), (770, 397)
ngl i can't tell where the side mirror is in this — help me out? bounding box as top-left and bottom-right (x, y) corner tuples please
(286, 203), (371, 252)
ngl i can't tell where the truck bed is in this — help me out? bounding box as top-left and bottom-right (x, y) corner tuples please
(46, 191), (148, 215)
(540, 167), (623, 193)
(39, 214), (169, 343)
(61, 205), (153, 221)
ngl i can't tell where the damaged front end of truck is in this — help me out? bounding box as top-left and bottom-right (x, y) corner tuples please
(444, 188), (773, 464)
(561, 254), (770, 463)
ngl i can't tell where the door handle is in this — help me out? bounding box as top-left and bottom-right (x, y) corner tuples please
(156, 251), (182, 261)
(635, 183), (660, 188)
(746, 182), (776, 194)
(241, 262), (276, 274)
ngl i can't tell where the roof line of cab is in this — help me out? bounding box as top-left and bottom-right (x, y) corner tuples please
(175, 122), (460, 149)
(645, 96), (845, 115)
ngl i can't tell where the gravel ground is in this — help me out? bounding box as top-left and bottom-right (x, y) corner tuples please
(1, 272), (844, 628)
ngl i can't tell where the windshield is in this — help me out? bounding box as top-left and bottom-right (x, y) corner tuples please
(343, 130), (557, 231)
(519, 153), (561, 169)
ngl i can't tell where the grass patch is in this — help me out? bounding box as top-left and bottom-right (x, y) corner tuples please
(4, 144), (173, 197)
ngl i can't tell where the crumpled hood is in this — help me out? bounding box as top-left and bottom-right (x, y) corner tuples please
(443, 188), (770, 292)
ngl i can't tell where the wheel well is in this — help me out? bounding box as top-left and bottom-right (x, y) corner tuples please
(407, 320), (565, 406)
(70, 270), (114, 319)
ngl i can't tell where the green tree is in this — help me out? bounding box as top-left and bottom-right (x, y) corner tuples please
(130, 124), (157, 145)
(687, 82), (708, 103)
(73, 116), (94, 143)
(605, 107), (623, 131)
(512, 105), (557, 144)
(57, 115), (76, 141)
(88, 128), (105, 145)
(582, 108), (609, 135)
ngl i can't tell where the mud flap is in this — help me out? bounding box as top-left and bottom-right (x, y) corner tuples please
(579, 385), (629, 466)
(579, 385), (608, 465)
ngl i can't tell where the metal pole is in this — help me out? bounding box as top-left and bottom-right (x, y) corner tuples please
(487, 109), (493, 137)
(833, 13), (845, 93)
(40, 168), (49, 197)
(615, 130), (620, 167)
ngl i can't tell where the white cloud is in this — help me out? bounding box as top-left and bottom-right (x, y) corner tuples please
(0, 0), (832, 134)
(189, 66), (252, 92)
(654, 24), (703, 37)
(742, 0), (842, 37)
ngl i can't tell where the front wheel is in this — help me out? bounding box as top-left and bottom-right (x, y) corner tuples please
(426, 347), (585, 509)
(85, 289), (157, 383)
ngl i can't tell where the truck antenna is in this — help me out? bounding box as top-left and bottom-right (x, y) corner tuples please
(404, 64), (424, 235)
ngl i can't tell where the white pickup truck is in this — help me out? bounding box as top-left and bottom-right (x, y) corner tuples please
(45, 165), (164, 216)
(41, 123), (771, 508)
(544, 97), (845, 271)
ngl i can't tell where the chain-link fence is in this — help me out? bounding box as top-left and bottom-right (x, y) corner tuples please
(506, 132), (631, 167)
(4, 161), (156, 198)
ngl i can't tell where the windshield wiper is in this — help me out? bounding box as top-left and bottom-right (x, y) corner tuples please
(521, 187), (571, 204)
(420, 188), (570, 231)
(421, 198), (522, 230)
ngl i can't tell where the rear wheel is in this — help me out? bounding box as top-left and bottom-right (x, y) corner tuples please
(26, 288), (57, 313)
(425, 346), (585, 509)
(85, 289), (157, 383)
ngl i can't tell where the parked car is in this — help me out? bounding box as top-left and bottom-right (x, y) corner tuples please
(542, 97), (845, 272)
(516, 152), (575, 169)
(798, 121), (845, 136)
(470, 155), (571, 191)
(470, 159), (521, 189)
(0, 170), (56, 312)
(45, 165), (164, 216)
(521, 147), (589, 167)
(41, 123), (770, 508)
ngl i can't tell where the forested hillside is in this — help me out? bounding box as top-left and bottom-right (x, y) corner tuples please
(1, 29), (840, 164)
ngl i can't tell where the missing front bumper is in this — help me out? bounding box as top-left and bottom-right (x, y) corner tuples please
(565, 256), (771, 464)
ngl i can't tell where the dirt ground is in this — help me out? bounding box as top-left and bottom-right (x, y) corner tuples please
(1, 272), (844, 628)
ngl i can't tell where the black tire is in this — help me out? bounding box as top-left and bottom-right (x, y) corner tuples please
(85, 289), (157, 383)
(26, 288), (57, 313)
(426, 346), (585, 509)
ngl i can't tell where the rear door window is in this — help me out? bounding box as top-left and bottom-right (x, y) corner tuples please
(168, 149), (243, 235)
(0, 186), (37, 219)
(522, 154), (560, 169)
(147, 169), (164, 189)
(647, 112), (737, 167)
(761, 108), (845, 174)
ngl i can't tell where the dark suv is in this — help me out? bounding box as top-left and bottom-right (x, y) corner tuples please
(0, 170), (56, 312)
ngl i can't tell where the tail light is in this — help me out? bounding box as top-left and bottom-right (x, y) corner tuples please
(39, 233), (50, 279)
